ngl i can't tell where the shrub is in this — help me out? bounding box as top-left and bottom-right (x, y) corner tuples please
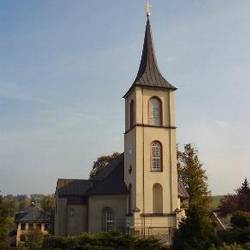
(209, 243), (245, 250)
(231, 211), (250, 229)
(218, 228), (250, 245)
(42, 232), (168, 250)
(172, 206), (220, 250)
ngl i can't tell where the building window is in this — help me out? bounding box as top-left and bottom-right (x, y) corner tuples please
(153, 183), (163, 213)
(148, 97), (162, 126)
(151, 141), (162, 171)
(20, 223), (26, 230)
(130, 100), (135, 128)
(36, 224), (42, 230)
(102, 207), (114, 232)
(44, 224), (49, 231)
(20, 234), (26, 242)
(128, 165), (132, 174)
(28, 223), (34, 230)
(70, 207), (75, 217)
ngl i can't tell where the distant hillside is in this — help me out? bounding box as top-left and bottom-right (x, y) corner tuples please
(211, 195), (225, 210)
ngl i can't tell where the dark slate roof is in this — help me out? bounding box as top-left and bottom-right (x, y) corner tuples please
(90, 153), (127, 195)
(15, 204), (49, 223)
(124, 17), (176, 98)
(56, 179), (92, 197)
(56, 154), (127, 198)
(56, 153), (188, 199)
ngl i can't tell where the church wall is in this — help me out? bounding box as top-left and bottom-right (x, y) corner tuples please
(124, 87), (179, 233)
(55, 197), (68, 236)
(88, 195), (127, 232)
(124, 127), (136, 214)
(67, 204), (88, 235)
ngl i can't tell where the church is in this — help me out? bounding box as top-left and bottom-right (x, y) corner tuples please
(54, 7), (189, 244)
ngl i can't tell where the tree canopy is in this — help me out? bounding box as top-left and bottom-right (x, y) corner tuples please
(173, 144), (214, 250)
(0, 194), (13, 250)
(218, 178), (250, 216)
(89, 152), (121, 179)
(177, 144), (211, 211)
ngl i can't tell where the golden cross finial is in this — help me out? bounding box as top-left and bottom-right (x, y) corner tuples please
(146, 0), (151, 16)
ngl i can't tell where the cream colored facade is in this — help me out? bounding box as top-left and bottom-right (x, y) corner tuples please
(16, 222), (49, 246)
(55, 195), (127, 236)
(88, 195), (127, 232)
(124, 87), (179, 237)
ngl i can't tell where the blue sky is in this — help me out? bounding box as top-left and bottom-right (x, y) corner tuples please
(0, 0), (249, 195)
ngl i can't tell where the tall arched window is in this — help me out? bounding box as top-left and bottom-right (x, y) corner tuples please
(102, 207), (114, 232)
(151, 141), (162, 171)
(149, 97), (162, 126)
(130, 100), (135, 128)
(153, 183), (163, 213)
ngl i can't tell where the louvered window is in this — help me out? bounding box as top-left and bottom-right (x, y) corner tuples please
(149, 97), (161, 126)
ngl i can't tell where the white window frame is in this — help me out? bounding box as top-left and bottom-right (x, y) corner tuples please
(103, 208), (114, 232)
(151, 142), (162, 171)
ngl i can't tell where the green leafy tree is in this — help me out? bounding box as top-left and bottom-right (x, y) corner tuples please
(236, 178), (250, 211)
(230, 211), (250, 229)
(89, 152), (121, 179)
(173, 144), (215, 250)
(18, 195), (30, 210)
(0, 194), (13, 250)
(177, 144), (211, 210)
(40, 195), (55, 234)
(218, 178), (250, 216)
(40, 195), (55, 212)
(24, 228), (43, 250)
(172, 206), (218, 250)
(3, 195), (19, 217)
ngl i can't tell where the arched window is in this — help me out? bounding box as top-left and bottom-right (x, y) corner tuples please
(149, 97), (162, 126)
(151, 141), (162, 171)
(153, 183), (163, 213)
(102, 207), (114, 232)
(130, 100), (135, 128)
(128, 184), (132, 214)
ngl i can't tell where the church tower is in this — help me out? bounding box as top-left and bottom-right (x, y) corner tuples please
(124, 11), (180, 236)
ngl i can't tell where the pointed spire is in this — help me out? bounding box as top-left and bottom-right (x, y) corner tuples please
(124, 16), (176, 98)
(146, 0), (151, 17)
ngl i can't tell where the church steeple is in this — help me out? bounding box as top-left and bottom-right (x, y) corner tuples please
(124, 16), (176, 98)
(124, 4), (180, 236)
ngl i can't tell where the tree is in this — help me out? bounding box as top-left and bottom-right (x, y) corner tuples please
(0, 194), (13, 250)
(24, 228), (43, 250)
(18, 195), (30, 210)
(230, 211), (250, 228)
(177, 144), (211, 210)
(40, 195), (55, 234)
(89, 152), (121, 179)
(40, 195), (55, 212)
(236, 178), (250, 212)
(173, 206), (218, 250)
(218, 178), (250, 216)
(173, 144), (215, 250)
